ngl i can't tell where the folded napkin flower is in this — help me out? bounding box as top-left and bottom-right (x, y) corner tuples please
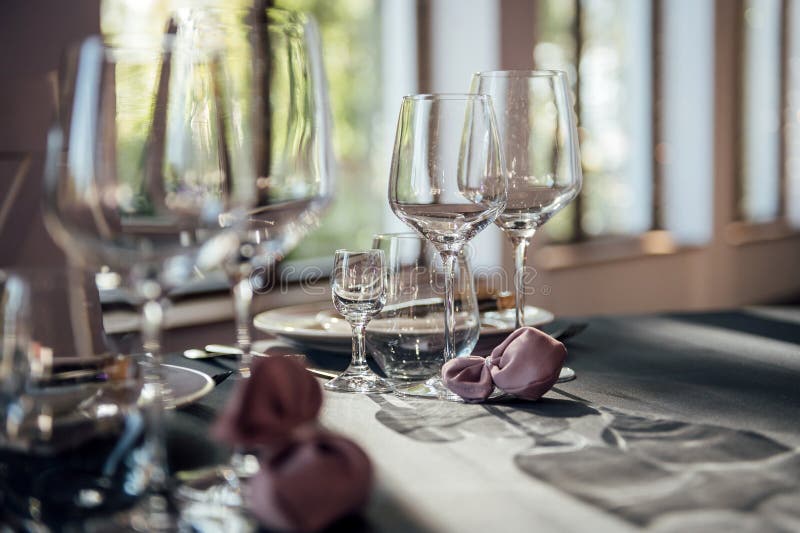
(212, 356), (322, 449)
(441, 327), (567, 402)
(213, 355), (374, 532)
(489, 327), (566, 400)
(247, 431), (373, 532)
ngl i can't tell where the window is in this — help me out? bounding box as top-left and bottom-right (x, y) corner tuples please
(740, 0), (783, 223)
(741, 0), (800, 228)
(533, 0), (654, 242)
(786, 0), (800, 228)
(275, 0), (386, 261)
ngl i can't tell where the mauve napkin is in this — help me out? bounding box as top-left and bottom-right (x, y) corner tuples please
(441, 327), (566, 402)
(213, 355), (373, 531)
(212, 356), (322, 449)
(441, 356), (493, 402)
(489, 327), (566, 400)
(247, 431), (373, 532)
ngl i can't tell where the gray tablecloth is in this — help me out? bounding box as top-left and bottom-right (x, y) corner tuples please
(167, 306), (800, 533)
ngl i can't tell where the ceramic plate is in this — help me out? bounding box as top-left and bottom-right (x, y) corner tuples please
(253, 302), (554, 355)
(161, 364), (215, 409)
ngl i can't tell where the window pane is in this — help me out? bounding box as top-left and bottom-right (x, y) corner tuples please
(786, 0), (800, 228)
(741, 0), (783, 222)
(533, 0), (579, 242)
(276, 0), (384, 260)
(660, 0), (714, 245)
(535, 0), (654, 241)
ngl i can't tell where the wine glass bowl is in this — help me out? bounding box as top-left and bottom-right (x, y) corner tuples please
(44, 37), (245, 282)
(389, 94), (506, 253)
(474, 70), (581, 240)
(388, 94), (507, 400)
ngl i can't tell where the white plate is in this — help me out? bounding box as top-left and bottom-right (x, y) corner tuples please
(253, 302), (554, 355)
(161, 364), (215, 409)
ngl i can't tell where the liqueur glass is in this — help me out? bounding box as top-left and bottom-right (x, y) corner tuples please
(326, 249), (392, 393)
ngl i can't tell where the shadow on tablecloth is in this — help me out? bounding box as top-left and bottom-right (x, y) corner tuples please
(367, 390), (800, 532)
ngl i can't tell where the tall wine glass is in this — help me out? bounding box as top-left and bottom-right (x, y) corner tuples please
(173, 6), (334, 515)
(388, 94), (507, 400)
(471, 70), (582, 382)
(188, 6), (334, 379)
(43, 36), (250, 528)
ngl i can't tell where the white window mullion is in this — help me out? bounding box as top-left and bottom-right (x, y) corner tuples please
(428, 0), (503, 268)
(380, 0), (419, 234)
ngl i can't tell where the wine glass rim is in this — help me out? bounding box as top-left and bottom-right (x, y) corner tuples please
(402, 93), (490, 101)
(372, 232), (421, 240)
(181, 5), (314, 27)
(474, 69), (567, 78)
(371, 232), (473, 252)
(334, 248), (384, 255)
(82, 34), (221, 60)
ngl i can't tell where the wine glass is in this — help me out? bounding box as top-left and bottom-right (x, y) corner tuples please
(326, 249), (392, 393)
(0, 269), (150, 531)
(388, 94), (507, 400)
(187, 6), (334, 379)
(471, 70), (582, 382)
(43, 35), (250, 527)
(173, 6), (334, 515)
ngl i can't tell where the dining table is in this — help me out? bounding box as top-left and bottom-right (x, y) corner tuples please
(157, 303), (800, 533)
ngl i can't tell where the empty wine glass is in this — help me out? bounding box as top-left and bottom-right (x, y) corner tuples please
(471, 70), (582, 382)
(172, 7), (334, 515)
(388, 94), (507, 400)
(0, 269), (150, 531)
(326, 250), (392, 393)
(43, 35), (251, 527)
(187, 5), (334, 380)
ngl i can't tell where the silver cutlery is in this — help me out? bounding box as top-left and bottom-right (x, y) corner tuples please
(547, 322), (588, 343)
(210, 370), (235, 386)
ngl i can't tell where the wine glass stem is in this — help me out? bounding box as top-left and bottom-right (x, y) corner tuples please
(440, 251), (458, 362)
(349, 320), (369, 369)
(232, 273), (254, 378)
(511, 235), (531, 329)
(139, 291), (172, 515)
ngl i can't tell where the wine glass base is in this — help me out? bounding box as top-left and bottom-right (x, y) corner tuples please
(174, 469), (254, 532)
(394, 377), (507, 402)
(557, 366), (576, 383)
(323, 366), (393, 393)
(174, 451), (258, 505)
(175, 466), (244, 507)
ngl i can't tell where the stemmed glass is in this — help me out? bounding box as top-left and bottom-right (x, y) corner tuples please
(189, 6), (334, 379)
(326, 250), (392, 393)
(43, 36), (250, 527)
(388, 94), (507, 400)
(174, 7), (334, 513)
(471, 70), (582, 382)
(0, 269), (150, 530)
